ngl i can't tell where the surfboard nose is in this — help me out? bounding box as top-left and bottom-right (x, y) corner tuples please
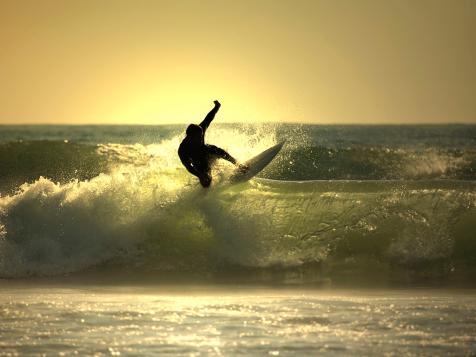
(229, 141), (286, 184)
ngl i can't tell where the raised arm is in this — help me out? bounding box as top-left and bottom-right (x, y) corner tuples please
(199, 100), (221, 133)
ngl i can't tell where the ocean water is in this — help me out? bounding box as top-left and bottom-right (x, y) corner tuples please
(0, 124), (475, 355)
(1, 285), (476, 356)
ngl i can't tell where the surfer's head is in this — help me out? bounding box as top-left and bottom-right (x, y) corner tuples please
(186, 124), (203, 141)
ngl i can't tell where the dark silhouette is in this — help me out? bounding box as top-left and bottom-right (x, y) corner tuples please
(178, 100), (246, 187)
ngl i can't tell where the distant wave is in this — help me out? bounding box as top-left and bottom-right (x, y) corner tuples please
(263, 145), (476, 181)
(1, 139), (475, 195)
(0, 141), (107, 193)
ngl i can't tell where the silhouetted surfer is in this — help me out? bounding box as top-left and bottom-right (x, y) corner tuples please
(178, 100), (247, 187)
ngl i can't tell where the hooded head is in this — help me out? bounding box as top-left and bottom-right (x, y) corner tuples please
(186, 124), (204, 143)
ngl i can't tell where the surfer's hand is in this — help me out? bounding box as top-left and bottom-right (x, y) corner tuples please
(214, 100), (221, 107)
(237, 164), (249, 173)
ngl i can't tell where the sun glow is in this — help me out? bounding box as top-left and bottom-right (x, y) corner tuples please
(0, 0), (475, 124)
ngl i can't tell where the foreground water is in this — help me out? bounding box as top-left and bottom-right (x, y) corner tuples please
(1, 284), (475, 356)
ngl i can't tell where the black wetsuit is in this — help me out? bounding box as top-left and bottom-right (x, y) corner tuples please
(178, 102), (236, 186)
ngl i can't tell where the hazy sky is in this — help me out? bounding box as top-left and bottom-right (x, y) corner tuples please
(0, 0), (475, 124)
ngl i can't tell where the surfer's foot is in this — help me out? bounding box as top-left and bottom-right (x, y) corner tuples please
(214, 100), (221, 107)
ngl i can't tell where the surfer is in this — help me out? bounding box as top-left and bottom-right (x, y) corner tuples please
(178, 100), (247, 187)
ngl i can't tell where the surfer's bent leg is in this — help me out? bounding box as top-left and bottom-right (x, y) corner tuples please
(199, 172), (212, 187)
(206, 145), (237, 165)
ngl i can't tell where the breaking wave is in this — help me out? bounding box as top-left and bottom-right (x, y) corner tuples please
(0, 125), (475, 282)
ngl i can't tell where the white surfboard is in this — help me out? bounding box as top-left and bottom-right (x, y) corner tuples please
(229, 141), (285, 183)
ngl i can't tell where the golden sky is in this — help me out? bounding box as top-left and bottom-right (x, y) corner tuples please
(0, 0), (475, 124)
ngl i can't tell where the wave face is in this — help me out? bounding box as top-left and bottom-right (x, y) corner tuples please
(0, 124), (475, 282)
